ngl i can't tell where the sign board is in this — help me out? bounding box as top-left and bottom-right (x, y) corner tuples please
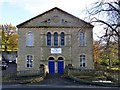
(51, 48), (62, 54)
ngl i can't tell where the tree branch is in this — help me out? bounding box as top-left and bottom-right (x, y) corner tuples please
(90, 17), (119, 37)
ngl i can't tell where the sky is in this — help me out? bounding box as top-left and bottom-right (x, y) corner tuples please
(1, 0), (103, 40)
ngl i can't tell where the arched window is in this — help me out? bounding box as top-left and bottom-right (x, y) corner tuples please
(54, 32), (58, 46)
(80, 55), (86, 67)
(47, 32), (51, 46)
(60, 32), (65, 46)
(80, 32), (85, 46)
(26, 32), (34, 46)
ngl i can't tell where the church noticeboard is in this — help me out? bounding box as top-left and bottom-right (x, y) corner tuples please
(51, 48), (62, 54)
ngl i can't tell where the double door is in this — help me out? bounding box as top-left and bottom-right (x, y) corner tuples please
(48, 59), (64, 74)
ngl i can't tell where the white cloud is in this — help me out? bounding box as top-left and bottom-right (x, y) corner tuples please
(1, 0), (102, 40)
(22, 0), (96, 17)
(2, 0), (98, 18)
(0, 0), (4, 23)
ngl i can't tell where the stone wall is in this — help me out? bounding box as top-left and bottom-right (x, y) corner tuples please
(17, 7), (94, 73)
(17, 27), (94, 71)
(17, 66), (45, 76)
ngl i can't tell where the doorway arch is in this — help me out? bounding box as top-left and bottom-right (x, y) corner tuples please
(57, 57), (64, 74)
(48, 57), (55, 74)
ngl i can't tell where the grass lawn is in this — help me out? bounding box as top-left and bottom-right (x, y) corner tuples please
(2, 75), (44, 84)
(68, 68), (120, 84)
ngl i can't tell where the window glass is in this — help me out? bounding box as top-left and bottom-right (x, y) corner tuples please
(47, 32), (51, 46)
(60, 32), (65, 46)
(80, 55), (86, 67)
(26, 32), (34, 46)
(27, 55), (33, 68)
(54, 32), (58, 46)
(80, 32), (85, 46)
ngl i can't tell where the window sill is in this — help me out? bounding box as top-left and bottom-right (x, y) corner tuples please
(27, 67), (33, 68)
(79, 45), (87, 47)
(26, 46), (35, 47)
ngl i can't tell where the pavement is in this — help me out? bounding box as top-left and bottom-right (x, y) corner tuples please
(2, 74), (120, 90)
(1, 84), (120, 90)
(1, 64), (120, 90)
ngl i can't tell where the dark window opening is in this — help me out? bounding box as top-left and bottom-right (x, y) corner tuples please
(47, 32), (51, 46)
(54, 32), (58, 46)
(60, 32), (65, 46)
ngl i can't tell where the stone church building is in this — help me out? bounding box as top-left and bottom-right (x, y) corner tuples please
(17, 7), (94, 74)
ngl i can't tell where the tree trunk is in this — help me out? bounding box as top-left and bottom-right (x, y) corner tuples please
(118, 28), (120, 84)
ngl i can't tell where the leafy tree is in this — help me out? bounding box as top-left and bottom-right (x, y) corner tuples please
(1, 24), (18, 51)
(93, 40), (101, 64)
(8, 32), (18, 51)
(93, 40), (118, 67)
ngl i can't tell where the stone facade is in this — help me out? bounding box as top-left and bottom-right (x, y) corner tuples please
(17, 7), (94, 74)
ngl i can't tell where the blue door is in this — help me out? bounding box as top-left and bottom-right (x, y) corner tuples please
(58, 60), (64, 74)
(49, 60), (55, 74)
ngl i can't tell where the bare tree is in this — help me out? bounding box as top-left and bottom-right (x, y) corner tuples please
(85, 0), (120, 84)
(85, 0), (120, 65)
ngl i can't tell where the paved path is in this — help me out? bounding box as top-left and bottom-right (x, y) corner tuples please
(35, 74), (83, 85)
(32, 74), (98, 87)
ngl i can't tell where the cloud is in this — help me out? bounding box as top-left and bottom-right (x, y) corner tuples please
(1, 0), (99, 23)
(1, 0), (103, 40)
(2, 0), (98, 18)
(0, 0), (4, 22)
(23, 0), (92, 16)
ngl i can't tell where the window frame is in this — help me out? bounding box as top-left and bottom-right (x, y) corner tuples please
(46, 32), (52, 46)
(60, 32), (65, 46)
(80, 32), (86, 46)
(26, 55), (34, 68)
(80, 54), (86, 67)
(26, 32), (34, 46)
(54, 32), (58, 46)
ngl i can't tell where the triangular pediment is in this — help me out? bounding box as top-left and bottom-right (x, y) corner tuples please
(17, 7), (93, 28)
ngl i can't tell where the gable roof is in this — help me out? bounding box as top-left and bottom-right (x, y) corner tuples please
(17, 7), (93, 28)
